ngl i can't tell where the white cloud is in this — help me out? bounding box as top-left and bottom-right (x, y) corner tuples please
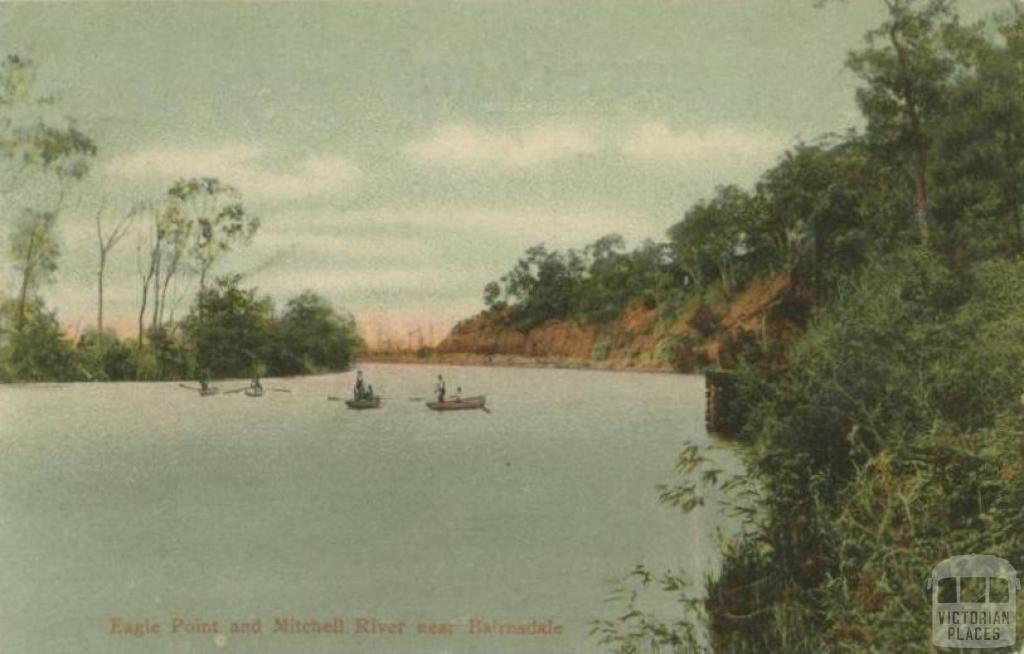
(104, 144), (362, 202)
(621, 122), (788, 168)
(404, 123), (599, 168)
(405, 121), (789, 173)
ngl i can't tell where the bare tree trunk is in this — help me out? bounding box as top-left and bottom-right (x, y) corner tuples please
(95, 203), (135, 337)
(137, 275), (150, 353)
(98, 250), (106, 335)
(16, 225), (40, 332)
(157, 250), (181, 327)
(137, 237), (159, 356)
(150, 253), (161, 332)
(16, 264), (32, 332)
(889, 18), (930, 244)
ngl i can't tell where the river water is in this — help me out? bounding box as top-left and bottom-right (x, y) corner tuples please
(0, 363), (740, 654)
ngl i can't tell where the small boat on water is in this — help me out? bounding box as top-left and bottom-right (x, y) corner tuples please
(179, 383), (220, 397)
(244, 387), (264, 398)
(426, 395), (486, 411)
(345, 396), (381, 410)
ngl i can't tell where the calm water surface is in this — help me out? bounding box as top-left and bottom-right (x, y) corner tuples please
(0, 364), (741, 654)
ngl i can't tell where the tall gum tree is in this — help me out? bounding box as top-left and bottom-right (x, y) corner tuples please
(1, 54), (95, 332)
(10, 209), (59, 331)
(167, 177), (258, 292)
(838, 0), (967, 244)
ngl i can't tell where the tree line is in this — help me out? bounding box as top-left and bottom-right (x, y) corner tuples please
(0, 55), (363, 382)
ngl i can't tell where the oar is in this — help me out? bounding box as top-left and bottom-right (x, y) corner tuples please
(270, 388), (291, 393)
(224, 386), (249, 395)
(178, 383), (200, 392)
(481, 406), (492, 414)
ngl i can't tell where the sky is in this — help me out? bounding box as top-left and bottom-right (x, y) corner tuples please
(0, 0), (1012, 345)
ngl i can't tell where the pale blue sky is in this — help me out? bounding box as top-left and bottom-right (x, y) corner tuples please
(0, 1), (1010, 342)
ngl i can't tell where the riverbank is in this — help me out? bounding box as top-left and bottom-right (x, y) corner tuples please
(421, 274), (800, 375)
(358, 351), (677, 373)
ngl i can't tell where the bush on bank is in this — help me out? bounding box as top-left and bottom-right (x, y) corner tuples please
(0, 278), (364, 383)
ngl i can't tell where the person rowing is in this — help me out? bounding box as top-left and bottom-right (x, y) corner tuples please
(250, 376), (263, 393)
(435, 374), (446, 403)
(354, 370), (367, 400)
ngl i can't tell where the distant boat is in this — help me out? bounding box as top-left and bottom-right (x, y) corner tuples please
(345, 396), (381, 410)
(179, 383), (220, 397)
(426, 396), (486, 411)
(244, 387), (264, 398)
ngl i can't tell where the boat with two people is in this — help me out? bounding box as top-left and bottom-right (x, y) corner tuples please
(426, 395), (487, 411)
(346, 369), (381, 409)
(245, 376), (264, 398)
(427, 376), (486, 411)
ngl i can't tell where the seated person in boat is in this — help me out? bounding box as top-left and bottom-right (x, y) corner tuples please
(354, 370), (367, 399)
(366, 384), (375, 400)
(435, 375), (446, 402)
(453, 386), (463, 401)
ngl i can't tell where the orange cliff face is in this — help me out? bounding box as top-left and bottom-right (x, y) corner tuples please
(438, 310), (600, 360)
(434, 274), (804, 372)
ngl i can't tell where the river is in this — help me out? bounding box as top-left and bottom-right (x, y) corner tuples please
(0, 363), (741, 654)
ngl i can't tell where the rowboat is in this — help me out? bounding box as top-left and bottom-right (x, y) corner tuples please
(426, 395), (486, 411)
(345, 396), (381, 410)
(244, 387), (264, 398)
(179, 383), (220, 397)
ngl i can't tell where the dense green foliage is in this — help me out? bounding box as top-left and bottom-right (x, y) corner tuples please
(689, 253), (1024, 653)
(0, 278), (363, 382)
(483, 238), (678, 330)
(591, 2), (1024, 653)
(268, 291), (363, 376)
